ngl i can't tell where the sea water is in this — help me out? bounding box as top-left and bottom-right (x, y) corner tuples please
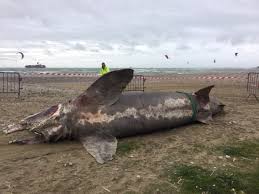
(0, 67), (253, 75)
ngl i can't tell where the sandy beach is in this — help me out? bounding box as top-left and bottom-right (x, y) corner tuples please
(0, 71), (259, 193)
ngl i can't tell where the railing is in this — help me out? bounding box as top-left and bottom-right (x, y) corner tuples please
(0, 72), (145, 97)
(125, 75), (146, 92)
(247, 72), (259, 101)
(0, 72), (22, 97)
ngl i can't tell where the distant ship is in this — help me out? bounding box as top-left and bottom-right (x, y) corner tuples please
(25, 62), (46, 68)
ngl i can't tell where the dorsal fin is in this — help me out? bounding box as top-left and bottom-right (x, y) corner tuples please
(195, 85), (214, 106)
(74, 69), (134, 107)
(194, 85), (214, 123)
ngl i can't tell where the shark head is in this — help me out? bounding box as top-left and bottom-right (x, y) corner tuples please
(5, 102), (76, 143)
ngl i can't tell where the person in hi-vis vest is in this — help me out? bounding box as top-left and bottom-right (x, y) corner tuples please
(99, 62), (110, 76)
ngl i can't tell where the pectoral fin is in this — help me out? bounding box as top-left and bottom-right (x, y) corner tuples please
(80, 132), (117, 164)
(196, 110), (213, 124)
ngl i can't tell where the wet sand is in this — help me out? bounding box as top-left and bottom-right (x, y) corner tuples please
(0, 72), (259, 193)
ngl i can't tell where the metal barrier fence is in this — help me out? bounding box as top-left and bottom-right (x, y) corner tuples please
(0, 72), (22, 97)
(247, 72), (259, 101)
(125, 75), (146, 92)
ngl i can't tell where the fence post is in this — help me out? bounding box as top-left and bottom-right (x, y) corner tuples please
(247, 72), (259, 101)
(124, 75), (146, 92)
(0, 71), (22, 98)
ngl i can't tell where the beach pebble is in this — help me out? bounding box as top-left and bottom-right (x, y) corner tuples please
(225, 155), (231, 159)
(229, 121), (237, 125)
(102, 186), (111, 193)
(64, 162), (73, 167)
(7, 124), (14, 128)
(129, 155), (134, 158)
(136, 175), (141, 178)
(218, 156), (224, 159)
(190, 161), (194, 164)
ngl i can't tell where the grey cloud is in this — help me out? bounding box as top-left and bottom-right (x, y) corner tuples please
(89, 49), (99, 53)
(44, 49), (54, 56)
(1, 0), (258, 45)
(176, 44), (191, 50)
(208, 47), (221, 52)
(0, 0), (259, 67)
(97, 43), (113, 50)
(0, 56), (16, 61)
(0, 50), (17, 54)
(73, 43), (86, 51)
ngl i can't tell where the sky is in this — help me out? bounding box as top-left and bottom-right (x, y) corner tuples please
(0, 0), (259, 68)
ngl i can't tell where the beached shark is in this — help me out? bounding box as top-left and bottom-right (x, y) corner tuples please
(3, 69), (225, 164)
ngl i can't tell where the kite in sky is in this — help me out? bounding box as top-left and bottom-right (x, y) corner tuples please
(17, 52), (24, 59)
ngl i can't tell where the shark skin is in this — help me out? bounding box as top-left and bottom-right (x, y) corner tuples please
(3, 69), (225, 164)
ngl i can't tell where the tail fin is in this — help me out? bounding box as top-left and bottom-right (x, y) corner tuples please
(194, 85), (214, 123)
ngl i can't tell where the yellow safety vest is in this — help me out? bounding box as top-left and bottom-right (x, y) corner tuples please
(99, 66), (110, 76)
